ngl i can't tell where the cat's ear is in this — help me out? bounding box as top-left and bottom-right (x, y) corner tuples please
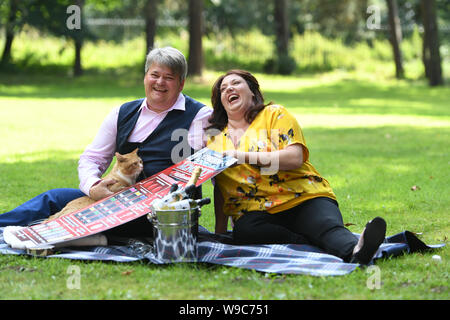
(132, 148), (139, 154)
(115, 152), (125, 162)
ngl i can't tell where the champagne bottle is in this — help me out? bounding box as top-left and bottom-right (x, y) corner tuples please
(152, 167), (202, 210)
(168, 166), (202, 201)
(158, 197), (211, 211)
(169, 183), (179, 193)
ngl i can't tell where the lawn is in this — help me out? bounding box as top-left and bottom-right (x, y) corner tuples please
(0, 68), (448, 300)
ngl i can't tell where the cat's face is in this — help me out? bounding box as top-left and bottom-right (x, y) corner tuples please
(115, 149), (144, 178)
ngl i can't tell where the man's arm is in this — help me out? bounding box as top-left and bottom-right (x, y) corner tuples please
(78, 106), (119, 198)
(187, 106), (213, 150)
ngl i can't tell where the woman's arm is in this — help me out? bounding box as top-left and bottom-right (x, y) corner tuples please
(214, 184), (229, 234)
(226, 143), (304, 171)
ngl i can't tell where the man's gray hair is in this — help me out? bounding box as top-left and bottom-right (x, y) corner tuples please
(144, 47), (188, 82)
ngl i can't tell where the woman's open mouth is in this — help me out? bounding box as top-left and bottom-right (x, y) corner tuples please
(228, 94), (239, 103)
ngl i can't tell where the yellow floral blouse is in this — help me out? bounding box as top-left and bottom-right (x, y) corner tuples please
(207, 104), (336, 220)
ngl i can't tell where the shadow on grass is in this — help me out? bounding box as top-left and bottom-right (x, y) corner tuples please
(0, 70), (212, 104)
(265, 80), (450, 118)
(0, 72), (144, 100)
(1, 71), (449, 119)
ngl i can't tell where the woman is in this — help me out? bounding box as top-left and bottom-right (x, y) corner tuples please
(206, 69), (386, 264)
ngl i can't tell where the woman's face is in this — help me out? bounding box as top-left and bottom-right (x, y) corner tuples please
(219, 74), (254, 118)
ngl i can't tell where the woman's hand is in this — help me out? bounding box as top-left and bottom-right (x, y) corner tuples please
(222, 150), (240, 167)
(223, 150), (237, 159)
(222, 144), (304, 172)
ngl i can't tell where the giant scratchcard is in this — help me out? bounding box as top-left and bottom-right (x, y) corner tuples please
(5, 148), (236, 250)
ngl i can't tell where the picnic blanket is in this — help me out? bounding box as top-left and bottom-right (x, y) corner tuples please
(0, 226), (444, 277)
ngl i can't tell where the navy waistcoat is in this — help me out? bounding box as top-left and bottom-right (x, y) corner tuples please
(116, 95), (205, 180)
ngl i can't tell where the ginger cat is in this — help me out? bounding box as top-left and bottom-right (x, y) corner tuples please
(47, 148), (143, 221)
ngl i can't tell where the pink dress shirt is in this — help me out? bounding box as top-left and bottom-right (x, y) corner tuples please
(78, 94), (212, 195)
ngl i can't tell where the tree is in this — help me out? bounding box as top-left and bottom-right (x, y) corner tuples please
(273, 0), (296, 74)
(386, 0), (404, 79)
(203, 0), (273, 36)
(188, 0), (203, 76)
(26, 0), (93, 77)
(144, 0), (158, 55)
(420, 0), (443, 86)
(0, 0), (31, 66)
(1, 0), (19, 65)
(73, 0), (85, 77)
(274, 0), (289, 58)
(307, 0), (369, 43)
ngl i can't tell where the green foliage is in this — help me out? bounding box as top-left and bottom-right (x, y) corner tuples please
(203, 29), (275, 72)
(204, 0), (274, 36)
(25, 0), (93, 41)
(1, 25), (448, 79)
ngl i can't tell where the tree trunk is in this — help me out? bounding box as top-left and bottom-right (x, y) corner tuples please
(420, 0), (443, 86)
(386, 0), (404, 79)
(145, 0), (158, 54)
(1, 30), (15, 66)
(274, 0), (289, 57)
(1, 0), (19, 65)
(73, 0), (84, 77)
(273, 0), (296, 74)
(74, 39), (83, 77)
(188, 0), (204, 77)
(422, 27), (430, 79)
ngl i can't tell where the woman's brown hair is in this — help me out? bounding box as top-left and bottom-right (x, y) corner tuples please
(206, 69), (270, 132)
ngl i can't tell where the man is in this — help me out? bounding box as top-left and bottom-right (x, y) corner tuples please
(0, 47), (212, 237)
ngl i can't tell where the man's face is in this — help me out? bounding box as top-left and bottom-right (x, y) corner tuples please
(144, 63), (185, 112)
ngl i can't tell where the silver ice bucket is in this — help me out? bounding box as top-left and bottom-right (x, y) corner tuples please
(149, 206), (200, 263)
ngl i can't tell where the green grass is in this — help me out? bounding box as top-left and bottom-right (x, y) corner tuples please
(0, 67), (449, 300)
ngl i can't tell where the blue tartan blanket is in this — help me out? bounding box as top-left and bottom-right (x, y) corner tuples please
(0, 226), (443, 276)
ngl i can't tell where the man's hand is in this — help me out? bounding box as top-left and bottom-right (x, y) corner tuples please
(89, 178), (117, 201)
